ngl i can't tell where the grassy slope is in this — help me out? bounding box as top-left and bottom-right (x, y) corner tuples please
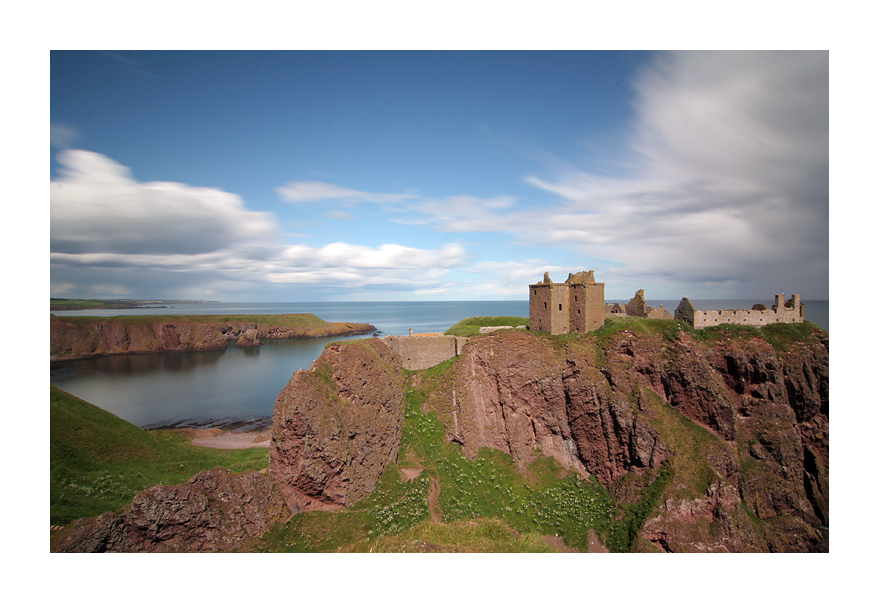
(443, 316), (529, 337)
(50, 386), (269, 525)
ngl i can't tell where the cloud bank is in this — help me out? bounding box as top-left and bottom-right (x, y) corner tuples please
(50, 150), (465, 299)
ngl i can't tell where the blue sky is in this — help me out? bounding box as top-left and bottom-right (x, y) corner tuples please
(50, 50), (828, 302)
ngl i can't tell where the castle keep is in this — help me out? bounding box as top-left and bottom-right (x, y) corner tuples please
(675, 295), (804, 328)
(529, 271), (605, 334)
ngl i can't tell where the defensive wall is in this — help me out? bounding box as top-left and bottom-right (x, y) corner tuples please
(383, 334), (469, 370)
(675, 295), (804, 329)
(529, 271), (605, 334)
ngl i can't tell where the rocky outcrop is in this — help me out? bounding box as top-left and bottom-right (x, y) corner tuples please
(50, 468), (288, 552)
(270, 338), (405, 512)
(50, 314), (376, 360)
(422, 327), (828, 552)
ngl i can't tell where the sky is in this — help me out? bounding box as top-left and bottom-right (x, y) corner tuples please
(50, 50), (829, 302)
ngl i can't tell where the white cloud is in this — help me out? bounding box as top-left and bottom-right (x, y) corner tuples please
(51, 150), (278, 256)
(51, 151), (468, 299)
(276, 180), (419, 204)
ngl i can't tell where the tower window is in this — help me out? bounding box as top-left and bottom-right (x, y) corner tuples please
(559, 304), (563, 311)
(544, 302), (547, 310)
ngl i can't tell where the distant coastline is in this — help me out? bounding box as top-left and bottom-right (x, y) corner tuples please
(50, 298), (219, 312)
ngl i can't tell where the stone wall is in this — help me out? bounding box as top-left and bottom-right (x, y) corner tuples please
(383, 334), (467, 370)
(676, 295), (804, 329)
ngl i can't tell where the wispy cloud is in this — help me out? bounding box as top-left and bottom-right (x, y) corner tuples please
(276, 180), (418, 204)
(379, 51), (828, 299)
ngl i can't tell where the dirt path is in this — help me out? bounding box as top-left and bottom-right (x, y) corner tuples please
(427, 476), (443, 523)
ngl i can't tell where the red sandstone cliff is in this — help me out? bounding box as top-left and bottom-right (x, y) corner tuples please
(50, 314), (376, 361)
(422, 327), (828, 552)
(269, 338), (406, 512)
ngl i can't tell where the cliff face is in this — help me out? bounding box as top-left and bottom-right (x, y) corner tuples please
(269, 339), (406, 512)
(420, 327), (828, 552)
(50, 468), (288, 553)
(50, 314), (376, 360)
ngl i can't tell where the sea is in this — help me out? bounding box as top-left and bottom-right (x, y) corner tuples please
(49, 299), (829, 431)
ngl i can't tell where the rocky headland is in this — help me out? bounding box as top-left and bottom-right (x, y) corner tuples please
(49, 314), (376, 361)
(268, 323), (828, 552)
(51, 319), (828, 553)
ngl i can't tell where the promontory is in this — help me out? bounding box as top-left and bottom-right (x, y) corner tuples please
(50, 314), (376, 361)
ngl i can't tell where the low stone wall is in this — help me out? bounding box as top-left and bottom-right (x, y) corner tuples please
(383, 335), (468, 370)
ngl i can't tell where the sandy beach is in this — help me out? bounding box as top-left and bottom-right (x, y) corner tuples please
(189, 428), (272, 449)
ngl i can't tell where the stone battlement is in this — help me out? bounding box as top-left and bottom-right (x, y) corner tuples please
(675, 295), (804, 329)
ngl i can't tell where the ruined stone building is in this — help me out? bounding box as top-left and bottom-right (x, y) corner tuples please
(529, 271), (605, 334)
(675, 294), (804, 328)
(604, 289), (673, 320)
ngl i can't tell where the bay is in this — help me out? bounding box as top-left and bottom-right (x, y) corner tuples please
(49, 299), (828, 430)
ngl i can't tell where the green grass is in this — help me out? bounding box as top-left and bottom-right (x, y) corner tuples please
(338, 517), (560, 552)
(50, 386), (269, 525)
(444, 316), (529, 337)
(591, 316), (690, 343)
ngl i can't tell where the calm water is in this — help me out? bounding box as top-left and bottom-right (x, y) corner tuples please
(50, 300), (828, 430)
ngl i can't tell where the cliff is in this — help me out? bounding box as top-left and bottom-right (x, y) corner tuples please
(268, 321), (828, 552)
(50, 314), (376, 361)
(270, 338), (406, 512)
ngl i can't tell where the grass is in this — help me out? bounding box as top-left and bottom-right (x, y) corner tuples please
(50, 386), (269, 525)
(444, 316), (529, 337)
(591, 316), (690, 343)
(337, 517), (560, 552)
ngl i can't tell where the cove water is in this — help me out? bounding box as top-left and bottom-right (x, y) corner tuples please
(50, 300), (829, 430)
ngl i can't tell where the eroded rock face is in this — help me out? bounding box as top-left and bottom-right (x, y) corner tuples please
(428, 331), (670, 483)
(50, 468), (288, 553)
(269, 338), (405, 511)
(424, 327), (828, 553)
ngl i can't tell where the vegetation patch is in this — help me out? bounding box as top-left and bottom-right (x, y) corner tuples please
(51, 386), (269, 525)
(444, 316), (529, 337)
(591, 316), (689, 344)
(337, 517), (559, 553)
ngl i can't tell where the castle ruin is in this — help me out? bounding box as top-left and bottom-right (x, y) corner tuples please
(604, 289), (673, 320)
(675, 295), (804, 328)
(529, 271), (605, 334)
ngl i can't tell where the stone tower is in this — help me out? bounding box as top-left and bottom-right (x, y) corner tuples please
(529, 271), (605, 334)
